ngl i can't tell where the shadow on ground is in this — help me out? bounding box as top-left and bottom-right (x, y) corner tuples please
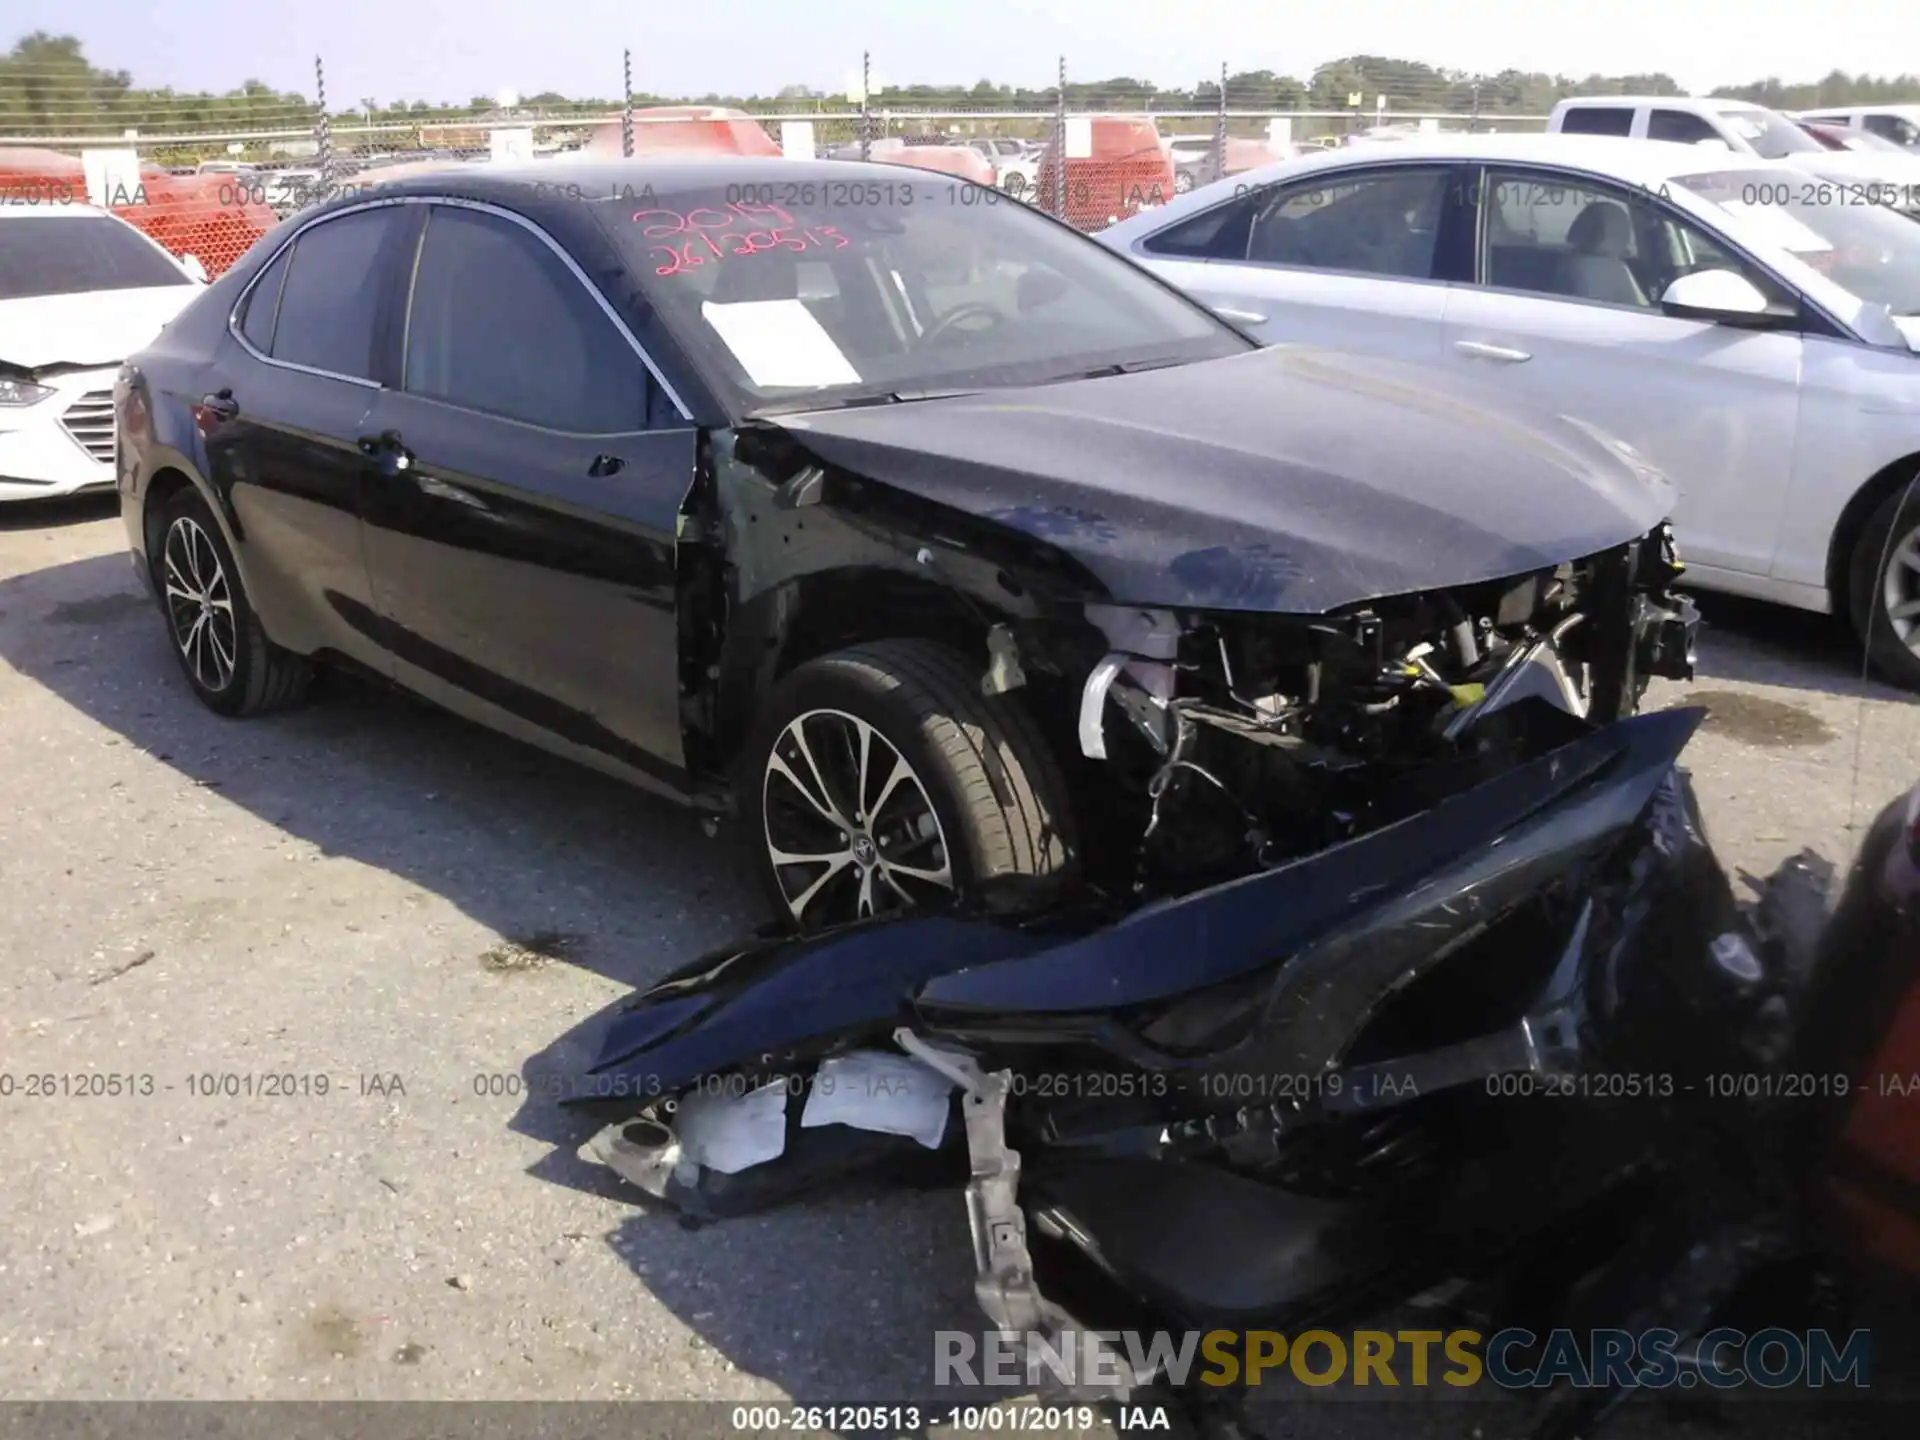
(1686, 591), (1916, 706)
(0, 491), (120, 534)
(0, 540), (994, 1409)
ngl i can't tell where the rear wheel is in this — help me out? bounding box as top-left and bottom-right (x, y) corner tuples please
(153, 487), (312, 716)
(1847, 485), (1920, 692)
(740, 639), (1075, 930)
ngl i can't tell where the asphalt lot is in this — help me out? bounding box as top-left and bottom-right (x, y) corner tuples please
(1, 494), (1914, 1435)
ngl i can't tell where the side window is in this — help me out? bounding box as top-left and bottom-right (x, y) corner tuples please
(1864, 114), (1920, 147)
(1647, 109), (1724, 145)
(1141, 191), (1260, 260)
(1244, 168), (1450, 279)
(1479, 170), (1775, 312)
(404, 205), (651, 433)
(1558, 107), (1634, 137)
(238, 245), (290, 353)
(269, 209), (399, 379)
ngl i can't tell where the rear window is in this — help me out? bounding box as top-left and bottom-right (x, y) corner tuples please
(0, 214), (190, 300)
(1558, 107), (1634, 137)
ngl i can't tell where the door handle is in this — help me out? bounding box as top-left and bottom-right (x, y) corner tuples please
(1211, 306), (1268, 325)
(356, 429), (413, 477)
(587, 453), (625, 478)
(1453, 340), (1532, 363)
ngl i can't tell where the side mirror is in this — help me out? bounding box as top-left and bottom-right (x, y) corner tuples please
(1659, 269), (1793, 326)
(180, 253), (209, 283)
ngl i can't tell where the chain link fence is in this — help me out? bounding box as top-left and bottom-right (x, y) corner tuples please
(1, 53), (1562, 273)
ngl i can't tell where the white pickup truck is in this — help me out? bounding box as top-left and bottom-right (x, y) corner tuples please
(1546, 96), (1920, 212)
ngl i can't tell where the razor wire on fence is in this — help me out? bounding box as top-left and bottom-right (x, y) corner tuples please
(0, 51), (1569, 272)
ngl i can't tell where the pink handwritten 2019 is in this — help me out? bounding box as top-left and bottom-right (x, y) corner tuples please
(633, 200), (850, 277)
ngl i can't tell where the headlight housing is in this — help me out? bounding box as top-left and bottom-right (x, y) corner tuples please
(0, 376), (55, 407)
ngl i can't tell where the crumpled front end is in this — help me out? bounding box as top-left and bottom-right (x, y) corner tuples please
(576, 707), (1722, 1216)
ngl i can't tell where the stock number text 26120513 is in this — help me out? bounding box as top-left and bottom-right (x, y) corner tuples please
(634, 201), (849, 278)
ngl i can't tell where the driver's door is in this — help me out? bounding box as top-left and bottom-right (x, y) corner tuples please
(1442, 166), (1804, 579)
(358, 202), (697, 792)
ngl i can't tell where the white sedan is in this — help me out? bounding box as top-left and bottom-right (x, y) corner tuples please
(1098, 134), (1920, 688)
(1, 202), (205, 500)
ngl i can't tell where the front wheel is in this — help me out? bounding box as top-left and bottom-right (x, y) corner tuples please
(1847, 484), (1920, 692)
(152, 487), (312, 716)
(739, 639), (1076, 931)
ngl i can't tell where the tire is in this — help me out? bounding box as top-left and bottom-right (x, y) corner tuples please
(738, 638), (1076, 931)
(1846, 484), (1920, 692)
(152, 486), (312, 716)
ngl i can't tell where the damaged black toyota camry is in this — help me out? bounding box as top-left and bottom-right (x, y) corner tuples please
(117, 157), (1696, 927)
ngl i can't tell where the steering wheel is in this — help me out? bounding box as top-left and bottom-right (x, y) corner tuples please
(920, 301), (1005, 346)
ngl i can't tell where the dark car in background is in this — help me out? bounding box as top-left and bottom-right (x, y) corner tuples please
(115, 158), (1695, 932)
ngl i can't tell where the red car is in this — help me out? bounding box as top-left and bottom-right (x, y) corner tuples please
(0, 146), (276, 278)
(1802, 782), (1920, 1280)
(1795, 119), (1914, 156)
(1036, 114), (1176, 231)
(581, 106), (781, 160)
(865, 139), (996, 187)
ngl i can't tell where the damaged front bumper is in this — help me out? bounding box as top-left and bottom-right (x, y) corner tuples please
(573, 702), (1869, 1424)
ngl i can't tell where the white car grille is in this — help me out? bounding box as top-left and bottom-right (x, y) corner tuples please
(60, 390), (116, 465)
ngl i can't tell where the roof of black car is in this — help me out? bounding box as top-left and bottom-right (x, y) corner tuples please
(355, 155), (917, 205)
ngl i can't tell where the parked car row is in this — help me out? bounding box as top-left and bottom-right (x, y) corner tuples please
(1, 202), (207, 500)
(1099, 129), (1920, 687)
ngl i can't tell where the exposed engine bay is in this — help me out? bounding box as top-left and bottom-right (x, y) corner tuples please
(1022, 525), (1699, 897)
(690, 421), (1699, 909)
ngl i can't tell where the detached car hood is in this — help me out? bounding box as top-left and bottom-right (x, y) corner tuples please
(772, 345), (1675, 613)
(0, 285), (199, 371)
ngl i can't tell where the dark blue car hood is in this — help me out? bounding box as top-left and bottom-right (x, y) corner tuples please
(772, 344), (1676, 613)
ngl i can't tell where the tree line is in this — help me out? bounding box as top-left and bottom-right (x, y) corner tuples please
(4, 31), (1918, 137)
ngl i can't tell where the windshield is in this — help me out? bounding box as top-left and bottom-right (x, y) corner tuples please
(599, 175), (1247, 416)
(1716, 107), (1824, 158)
(1680, 168), (1920, 314)
(0, 213), (191, 300)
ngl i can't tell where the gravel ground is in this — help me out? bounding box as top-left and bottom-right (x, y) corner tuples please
(0, 495), (1913, 1437)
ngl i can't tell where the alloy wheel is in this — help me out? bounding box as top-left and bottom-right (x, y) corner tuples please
(761, 707), (954, 927)
(162, 515), (238, 692)
(1881, 519), (1920, 656)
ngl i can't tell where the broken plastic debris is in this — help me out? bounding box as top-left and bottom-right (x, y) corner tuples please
(801, 1050), (956, 1149)
(674, 1081), (790, 1174)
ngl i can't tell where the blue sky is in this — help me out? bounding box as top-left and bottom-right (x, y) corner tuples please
(31, 0), (1920, 102)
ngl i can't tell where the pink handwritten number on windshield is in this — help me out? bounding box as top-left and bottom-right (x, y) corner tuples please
(633, 201), (849, 277)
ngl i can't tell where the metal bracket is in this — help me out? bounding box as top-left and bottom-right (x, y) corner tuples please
(894, 1029), (1143, 1401)
(983, 623), (1028, 696)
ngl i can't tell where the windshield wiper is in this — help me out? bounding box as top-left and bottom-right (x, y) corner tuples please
(1037, 356), (1193, 385)
(753, 386), (981, 418)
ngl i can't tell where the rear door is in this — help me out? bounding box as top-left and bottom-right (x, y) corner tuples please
(1128, 162), (1467, 363)
(207, 203), (415, 670)
(358, 200), (698, 793)
(1440, 165), (1804, 578)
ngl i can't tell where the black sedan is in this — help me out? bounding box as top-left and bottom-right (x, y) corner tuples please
(115, 158), (1697, 931)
